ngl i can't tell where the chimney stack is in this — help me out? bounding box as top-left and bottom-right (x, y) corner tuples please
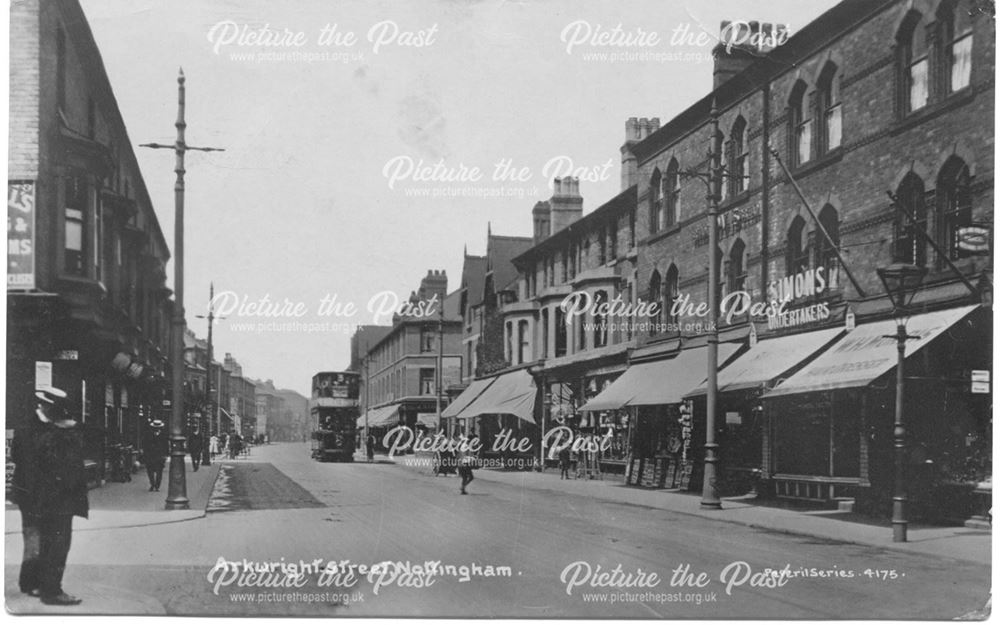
(417, 269), (448, 309)
(713, 21), (787, 89)
(549, 176), (584, 234)
(620, 117), (661, 190)
(532, 200), (551, 245)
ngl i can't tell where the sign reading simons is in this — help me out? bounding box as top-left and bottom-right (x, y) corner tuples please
(8, 181), (35, 289)
(765, 265), (839, 330)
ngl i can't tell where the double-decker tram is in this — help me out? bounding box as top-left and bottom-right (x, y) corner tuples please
(310, 371), (360, 462)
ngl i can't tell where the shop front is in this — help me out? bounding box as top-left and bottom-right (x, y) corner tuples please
(580, 343), (741, 489)
(763, 304), (991, 522)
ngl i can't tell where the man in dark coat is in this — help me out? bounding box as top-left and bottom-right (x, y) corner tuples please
(12, 387), (88, 605)
(188, 426), (203, 472)
(142, 420), (169, 491)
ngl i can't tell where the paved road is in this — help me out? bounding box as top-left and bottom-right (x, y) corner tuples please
(5, 443), (990, 617)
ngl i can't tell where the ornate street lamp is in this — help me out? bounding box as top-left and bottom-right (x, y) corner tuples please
(876, 262), (927, 543)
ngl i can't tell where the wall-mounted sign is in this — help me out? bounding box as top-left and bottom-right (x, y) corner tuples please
(767, 265), (839, 305)
(35, 361), (52, 388)
(8, 181), (35, 289)
(971, 369), (990, 394)
(767, 302), (832, 330)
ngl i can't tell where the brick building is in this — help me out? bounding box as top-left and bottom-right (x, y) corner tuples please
(8, 0), (174, 478)
(359, 271), (463, 445)
(576, 0), (993, 519)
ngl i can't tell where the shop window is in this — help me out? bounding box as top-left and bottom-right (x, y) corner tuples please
(628, 210), (636, 249)
(728, 239), (747, 294)
(466, 342), (474, 377)
(727, 118), (748, 196)
(568, 243), (577, 279)
(648, 270), (662, 329)
(817, 62), (842, 154)
(939, 0), (974, 93)
(786, 216), (810, 275)
(649, 168), (663, 233)
(561, 249), (568, 283)
(64, 176), (88, 275)
(789, 80), (812, 167)
(815, 205), (841, 276)
(664, 265), (679, 325)
(577, 309), (586, 351)
(897, 11), (929, 114)
(893, 172), (928, 267)
(505, 321), (513, 361)
(937, 157), (973, 262)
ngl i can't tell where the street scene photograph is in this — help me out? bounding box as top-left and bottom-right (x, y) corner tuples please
(3, 0), (995, 619)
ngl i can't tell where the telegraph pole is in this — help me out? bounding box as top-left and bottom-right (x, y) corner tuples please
(141, 69), (224, 510)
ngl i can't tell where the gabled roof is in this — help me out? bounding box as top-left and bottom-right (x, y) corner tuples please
(460, 253), (488, 308)
(486, 234), (532, 295)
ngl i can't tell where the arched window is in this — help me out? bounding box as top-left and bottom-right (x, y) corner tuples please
(939, 0), (974, 93)
(665, 158), (680, 227)
(817, 63), (842, 154)
(664, 264), (679, 325)
(649, 169), (663, 233)
(786, 216), (810, 275)
(728, 117), (748, 195)
(894, 172), (928, 266)
(728, 239), (747, 294)
(789, 81), (811, 166)
(937, 157), (973, 261)
(648, 270), (662, 328)
(815, 205), (840, 277)
(897, 11), (929, 113)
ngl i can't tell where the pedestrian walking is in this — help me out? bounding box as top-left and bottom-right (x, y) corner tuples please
(366, 433), (375, 463)
(558, 446), (571, 479)
(457, 436), (478, 495)
(218, 432), (227, 457)
(209, 433), (219, 459)
(142, 420), (169, 491)
(10, 386), (88, 605)
(189, 426), (203, 472)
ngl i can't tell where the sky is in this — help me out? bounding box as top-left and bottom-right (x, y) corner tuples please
(79, 0), (839, 396)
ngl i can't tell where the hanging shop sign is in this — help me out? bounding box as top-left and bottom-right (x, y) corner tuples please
(957, 225), (991, 255)
(8, 181), (35, 289)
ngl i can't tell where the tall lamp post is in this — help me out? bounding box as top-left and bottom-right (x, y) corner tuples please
(677, 98), (734, 509)
(876, 262), (927, 543)
(141, 69), (224, 509)
(195, 282), (225, 467)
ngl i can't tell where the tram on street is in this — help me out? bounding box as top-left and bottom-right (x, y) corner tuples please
(309, 371), (360, 462)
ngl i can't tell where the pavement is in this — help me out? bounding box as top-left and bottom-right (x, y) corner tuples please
(384, 451), (992, 566)
(5, 457), (222, 535)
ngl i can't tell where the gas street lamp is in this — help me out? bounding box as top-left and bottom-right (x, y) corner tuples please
(876, 262), (927, 543)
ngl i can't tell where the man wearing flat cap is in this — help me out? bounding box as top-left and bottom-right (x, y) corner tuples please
(10, 386), (88, 606)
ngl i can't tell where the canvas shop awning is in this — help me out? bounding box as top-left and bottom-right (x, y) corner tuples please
(764, 305), (979, 398)
(580, 343), (741, 411)
(460, 368), (538, 424)
(358, 404), (401, 427)
(686, 327), (844, 396)
(441, 377), (497, 419)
